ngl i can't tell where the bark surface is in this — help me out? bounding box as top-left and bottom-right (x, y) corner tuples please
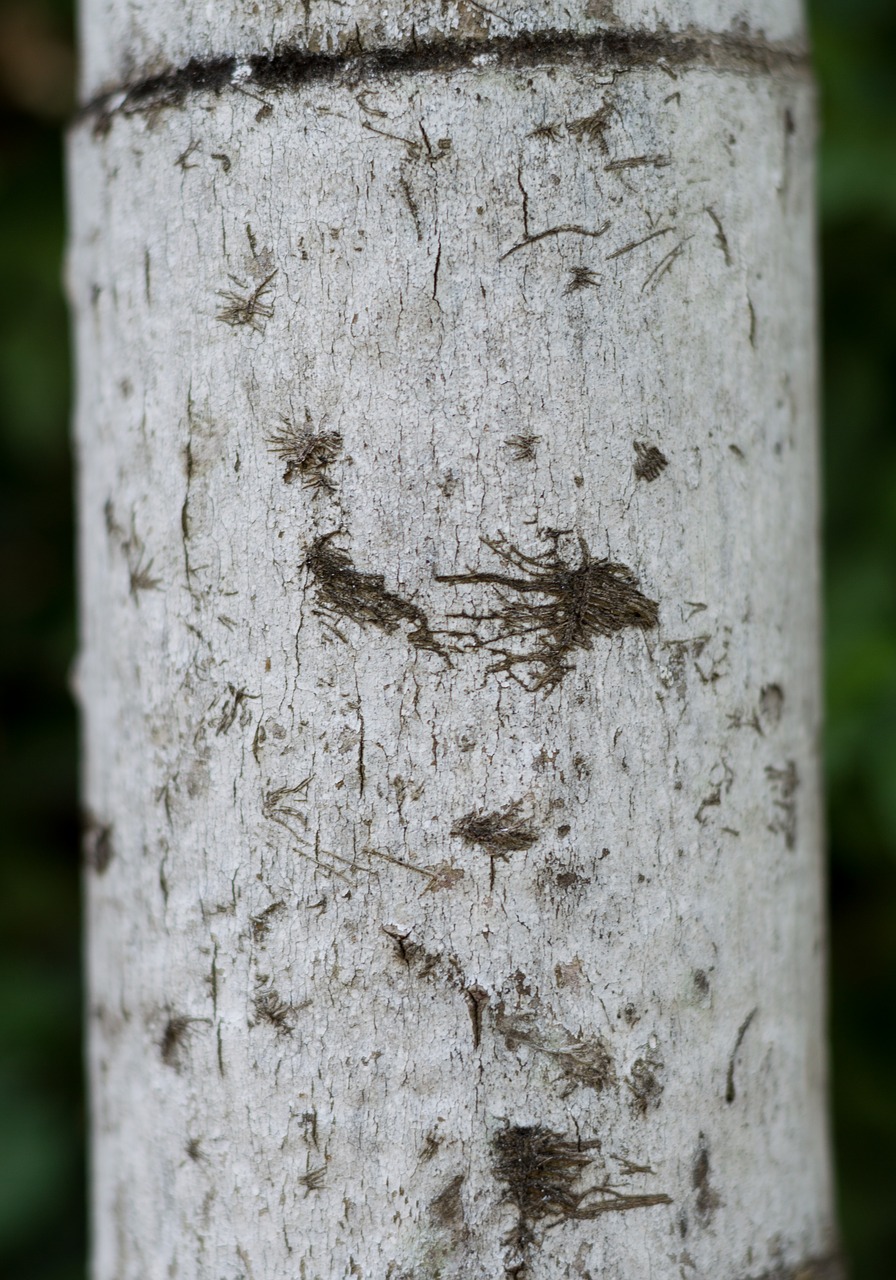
(70, 2), (838, 1277)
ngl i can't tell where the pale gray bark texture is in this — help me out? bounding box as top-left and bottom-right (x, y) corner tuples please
(70, 2), (839, 1277)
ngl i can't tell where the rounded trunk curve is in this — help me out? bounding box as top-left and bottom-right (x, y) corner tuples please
(70, 3), (839, 1277)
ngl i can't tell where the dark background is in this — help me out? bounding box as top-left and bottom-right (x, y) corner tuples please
(0, 2), (893, 1276)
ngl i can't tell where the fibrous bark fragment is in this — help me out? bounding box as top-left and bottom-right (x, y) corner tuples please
(306, 533), (446, 655)
(268, 419), (342, 489)
(437, 531), (658, 691)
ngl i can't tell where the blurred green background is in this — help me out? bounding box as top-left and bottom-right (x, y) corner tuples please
(0, 1), (893, 1276)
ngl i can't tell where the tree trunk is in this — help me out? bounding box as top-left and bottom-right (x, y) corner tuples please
(70, 2), (840, 1276)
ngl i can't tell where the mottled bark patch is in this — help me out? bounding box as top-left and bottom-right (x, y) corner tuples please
(494, 1004), (616, 1094)
(627, 1042), (665, 1114)
(760, 682), (785, 725)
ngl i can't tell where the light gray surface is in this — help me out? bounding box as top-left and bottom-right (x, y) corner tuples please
(71, 10), (835, 1277)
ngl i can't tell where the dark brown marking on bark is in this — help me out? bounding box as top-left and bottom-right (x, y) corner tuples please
(362, 118), (421, 156)
(492, 1124), (670, 1269)
(83, 814), (114, 873)
(465, 984), (490, 1049)
(452, 802), (539, 854)
(516, 164), (530, 238)
(399, 175), (423, 239)
(451, 801), (539, 888)
(567, 99), (614, 151)
(268, 419), (342, 489)
(627, 1048), (665, 1113)
(641, 237), (691, 292)
(725, 1006), (758, 1103)
(264, 788), (348, 885)
(705, 205), (732, 264)
(607, 225), (675, 259)
(298, 1160), (327, 1194)
(215, 269), (276, 332)
(766, 760), (799, 849)
(500, 220), (610, 260)
(692, 1133), (722, 1225)
(80, 27), (810, 127)
(505, 433), (540, 461)
(215, 683), (256, 735)
(125, 543), (160, 597)
(760, 682), (785, 724)
(494, 1004), (616, 1093)
(436, 530), (658, 693)
(306, 532), (447, 656)
(430, 1173), (465, 1228)
(381, 926), (465, 988)
(492, 1125), (599, 1257)
(633, 441), (668, 480)
(528, 121), (563, 141)
(175, 139), (200, 169)
(207, 943), (219, 1017)
(159, 1014), (205, 1068)
(432, 235), (442, 301)
(555, 869), (589, 889)
(420, 1131), (441, 1162)
(564, 265), (601, 294)
(253, 976), (303, 1036)
(605, 152), (670, 170)
(250, 900), (285, 943)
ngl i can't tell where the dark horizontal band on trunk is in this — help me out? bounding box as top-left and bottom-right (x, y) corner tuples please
(79, 25), (810, 128)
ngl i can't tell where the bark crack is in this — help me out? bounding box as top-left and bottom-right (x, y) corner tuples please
(80, 26), (809, 128)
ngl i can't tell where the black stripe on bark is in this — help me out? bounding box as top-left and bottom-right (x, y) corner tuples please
(79, 26), (810, 128)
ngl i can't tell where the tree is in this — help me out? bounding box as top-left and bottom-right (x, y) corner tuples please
(70, 1), (841, 1275)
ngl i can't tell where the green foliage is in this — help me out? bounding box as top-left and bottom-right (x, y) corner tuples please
(0, 0), (893, 1276)
(815, 3), (896, 1273)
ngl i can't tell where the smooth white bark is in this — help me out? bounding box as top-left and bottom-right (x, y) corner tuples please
(71, 3), (838, 1277)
